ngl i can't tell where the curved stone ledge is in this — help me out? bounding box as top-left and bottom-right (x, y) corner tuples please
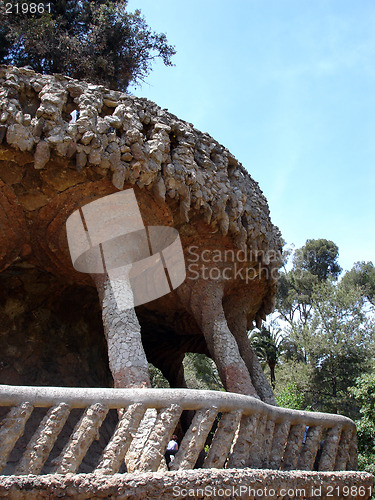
(0, 385), (356, 429)
(0, 65), (281, 253)
(0, 470), (373, 499)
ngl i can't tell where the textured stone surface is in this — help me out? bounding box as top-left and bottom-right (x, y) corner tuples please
(319, 425), (343, 472)
(0, 385), (361, 475)
(96, 403), (146, 474)
(281, 423), (307, 471)
(0, 403), (33, 473)
(170, 407), (218, 471)
(203, 409), (242, 469)
(125, 408), (158, 473)
(15, 403), (71, 475)
(52, 403), (109, 474)
(0, 65), (281, 260)
(227, 414), (260, 469)
(0, 469), (373, 499)
(137, 404), (183, 472)
(0, 64), (283, 402)
(94, 274), (151, 389)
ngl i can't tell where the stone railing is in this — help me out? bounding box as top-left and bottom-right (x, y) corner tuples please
(0, 385), (357, 476)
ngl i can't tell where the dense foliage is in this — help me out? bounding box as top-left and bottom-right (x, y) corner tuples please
(349, 373), (375, 473)
(273, 240), (375, 418)
(0, 0), (175, 91)
(270, 239), (374, 472)
(342, 261), (375, 306)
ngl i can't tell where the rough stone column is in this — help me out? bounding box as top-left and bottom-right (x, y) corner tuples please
(0, 403), (34, 473)
(268, 420), (291, 469)
(225, 303), (277, 405)
(185, 281), (258, 397)
(92, 273), (150, 388)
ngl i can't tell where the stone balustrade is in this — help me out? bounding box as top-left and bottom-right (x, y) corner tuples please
(0, 385), (357, 476)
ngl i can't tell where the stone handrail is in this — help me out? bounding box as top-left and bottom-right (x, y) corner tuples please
(0, 385), (357, 475)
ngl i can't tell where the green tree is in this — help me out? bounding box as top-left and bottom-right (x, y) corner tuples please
(276, 382), (306, 410)
(148, 363), (170, 388)
(349, 373), (375, 474)
(342, 261), (375, 307)
(277, 269), (317, 325)
(277, 239), (342, 326)
(294, 239), (342, 282)
(282, 323), (314, 364)
(249, 323), (284, 388)
(0, 0), (175, 91)
(183, 353), (224, 391)
(301, 279), (374, 417)
(276, 240), (375, 419)
(274, 361), (312, 410)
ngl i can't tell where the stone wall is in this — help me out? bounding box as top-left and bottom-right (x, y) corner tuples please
(0, 470), (373, 499)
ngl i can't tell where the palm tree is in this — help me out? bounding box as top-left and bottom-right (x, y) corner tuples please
(249, 323), (285, 389)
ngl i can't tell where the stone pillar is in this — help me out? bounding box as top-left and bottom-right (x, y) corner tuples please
(225, 302), (277, 405)
(185, 281), (258, 397)
(93, 273), (150, 388)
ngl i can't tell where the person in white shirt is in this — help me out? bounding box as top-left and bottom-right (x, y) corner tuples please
(165, 434), (179, 469)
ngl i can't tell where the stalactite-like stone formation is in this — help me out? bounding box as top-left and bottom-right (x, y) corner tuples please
(0, 64), (283, 400)
(0, 65), (281, 269)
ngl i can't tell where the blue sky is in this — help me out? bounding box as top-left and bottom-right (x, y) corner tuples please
(127, 0), (375, 272)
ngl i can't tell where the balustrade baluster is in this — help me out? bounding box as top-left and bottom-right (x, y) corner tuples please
(281, 423), (306, 471)
(318, 425), (342, 471)
(53, 403), (108, 474)
(169, 407), (218, 471)
(334, 427), (354, 471)
(0, 403), (33, 473)
(96, 403), (146, 474)
(15, 403), (71, 475)
(267, 420), (291, 470)
(226, 413), (259, 469)
(125, 408), (158, 472)
(137, 404), (183, 472)
(297, 425), (323, 471)
(203, 409), (242, 469)
(248, 414), (268, 468)
(347, 430), (358, 471)
(261, 418), (276, 468)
